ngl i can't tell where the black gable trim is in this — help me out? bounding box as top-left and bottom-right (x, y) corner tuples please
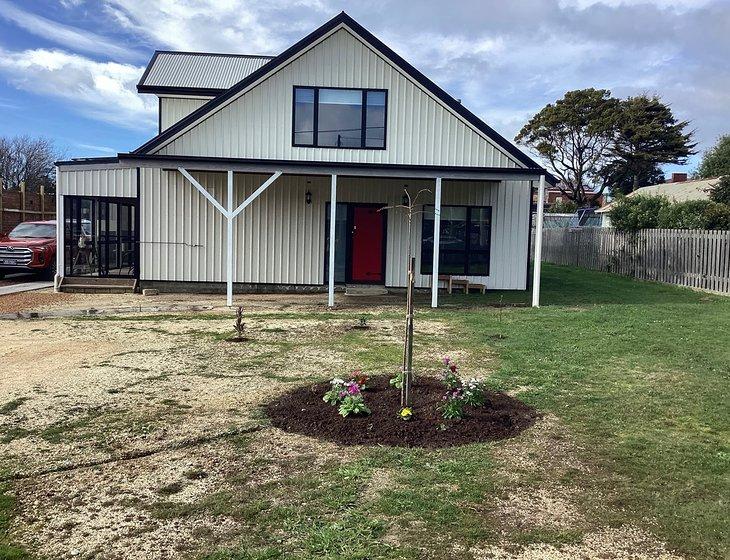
(136, 50), (161, 92)
(132, 12), (551, 180)
(138, 85), (224, 96)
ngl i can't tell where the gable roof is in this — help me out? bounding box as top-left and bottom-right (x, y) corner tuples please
(133, 12), (551, 180)
(137, 51), (274, 96)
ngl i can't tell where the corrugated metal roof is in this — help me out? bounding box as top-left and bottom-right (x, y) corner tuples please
(596, 177), (719, 213)
(138, 51), (274, 92)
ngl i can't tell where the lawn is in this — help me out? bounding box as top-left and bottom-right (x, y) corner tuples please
(0, 264), (727, 559)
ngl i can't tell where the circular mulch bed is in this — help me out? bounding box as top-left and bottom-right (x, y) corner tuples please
(265, 375), (539, 448)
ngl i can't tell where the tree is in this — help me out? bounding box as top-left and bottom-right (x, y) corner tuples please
(696, 135), (730, 178)
(515, 88), (619, 206)
(611, 95), (696, 191)
(608, 195), (670, 231)
(601, 160), (665, 197)
(0, 135), (61, 191)
(708, 176), (730, 205)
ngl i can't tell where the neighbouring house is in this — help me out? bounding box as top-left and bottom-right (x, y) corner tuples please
(533, 186), (605, 210)
(596, 175), (719, 227)
(54, 12), (554, 307)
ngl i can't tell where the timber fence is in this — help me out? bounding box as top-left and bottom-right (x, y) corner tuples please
(0, 180), (56, 235)
(539, 227), (730, 294)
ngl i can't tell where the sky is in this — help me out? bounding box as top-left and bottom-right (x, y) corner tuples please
(0, 0), (728, 175)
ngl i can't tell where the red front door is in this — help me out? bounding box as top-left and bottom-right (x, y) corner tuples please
(351, 205), (385, 283)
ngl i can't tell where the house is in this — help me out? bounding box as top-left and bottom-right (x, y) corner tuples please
(54, 12), (554, 307)
(533, 186), (605, 210)
(596, 174), (718, 227)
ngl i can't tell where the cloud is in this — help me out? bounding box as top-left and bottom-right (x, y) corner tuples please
(0, 0), (141, 61)
(102, 0), (334, 54)
(75, 143), (119, 154)
(0, 48), (156, 130)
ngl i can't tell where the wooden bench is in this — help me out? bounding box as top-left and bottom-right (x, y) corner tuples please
(437, 275), (486, 294)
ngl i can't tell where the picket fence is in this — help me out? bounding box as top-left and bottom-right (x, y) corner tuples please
(539, 227), (730, 294)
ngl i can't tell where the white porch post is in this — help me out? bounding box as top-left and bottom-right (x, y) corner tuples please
(177, 168), (281, 308)
(54, 167), (63, 292)
(532, 175), (546, 308)
(226, 170), (234, 307)
(431, 177), (442, 308)
(328, 174), (337, 308)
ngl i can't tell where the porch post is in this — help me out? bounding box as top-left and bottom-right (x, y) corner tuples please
(54, 167), (63, 292)
(532, 175), (546, 308)
(431, 177), (442, 308)
(328, 174), (337, 307)
(226, 170), (234, 307)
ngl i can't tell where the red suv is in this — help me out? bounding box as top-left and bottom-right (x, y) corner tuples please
(0, 220), (57, 279)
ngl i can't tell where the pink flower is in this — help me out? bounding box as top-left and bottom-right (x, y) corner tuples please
(449, 364), (457, 373)
(346, 382), (360, 395)
(442, 356), (451, 366)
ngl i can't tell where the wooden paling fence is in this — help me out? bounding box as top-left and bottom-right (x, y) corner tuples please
(0, 180), (56, 235)
(539, 227), (730, 294)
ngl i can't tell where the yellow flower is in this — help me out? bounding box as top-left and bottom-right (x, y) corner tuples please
(400, 407), (413, 420)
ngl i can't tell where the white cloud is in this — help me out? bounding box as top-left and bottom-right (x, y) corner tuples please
(75, 143), (119, 154)
(559, 0), (713, 10)
(0, 48), (156, 130)
(0, 0), (141, 61)
(102, 0), (334, 54)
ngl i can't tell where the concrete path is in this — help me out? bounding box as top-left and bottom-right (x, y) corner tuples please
(0, 280), (53, 296)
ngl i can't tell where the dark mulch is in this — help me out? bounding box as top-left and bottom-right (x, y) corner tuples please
(265, 375), (539, 448)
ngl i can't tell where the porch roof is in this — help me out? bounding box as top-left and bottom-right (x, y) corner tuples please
(102, 154), (554, 183)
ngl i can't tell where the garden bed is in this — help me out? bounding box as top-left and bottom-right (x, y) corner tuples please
(266, 375), (539, 448)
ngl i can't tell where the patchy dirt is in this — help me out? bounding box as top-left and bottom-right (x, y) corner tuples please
(471, 526), (684, 559)
(266, 375), (539, 447)
(0, 290), (75, 313)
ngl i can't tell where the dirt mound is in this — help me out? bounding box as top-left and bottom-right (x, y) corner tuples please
(266, 375), (539, 448)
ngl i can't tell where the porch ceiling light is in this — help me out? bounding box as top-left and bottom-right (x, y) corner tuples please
(305, 190), (312, 205)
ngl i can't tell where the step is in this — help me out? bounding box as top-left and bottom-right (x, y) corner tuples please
(345, 284), (388, 296)
(59, 277), (137, 294)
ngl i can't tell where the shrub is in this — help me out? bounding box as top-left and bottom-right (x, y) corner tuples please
(708, 176), (730, 205)
(608, 195), (670, 231)
(548, 199), (578, 214)
(657, 200), (730, 230)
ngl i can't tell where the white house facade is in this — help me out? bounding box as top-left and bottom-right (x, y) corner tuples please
(55, 12), (554, 307)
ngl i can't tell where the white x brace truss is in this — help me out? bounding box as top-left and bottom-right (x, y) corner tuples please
(178, 167), (282, 306)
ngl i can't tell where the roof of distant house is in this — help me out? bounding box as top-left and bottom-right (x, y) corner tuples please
(596, 177), (720, 213)
(137, 51), (275, 95)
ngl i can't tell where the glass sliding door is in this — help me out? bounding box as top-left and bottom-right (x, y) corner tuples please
(64, 196), (137, 278)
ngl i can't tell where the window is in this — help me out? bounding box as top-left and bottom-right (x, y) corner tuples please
(293, 86), (387, 149)
(421, 205), (492, 276)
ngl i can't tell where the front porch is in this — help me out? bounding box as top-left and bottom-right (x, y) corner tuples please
(56, 157), (547, 307)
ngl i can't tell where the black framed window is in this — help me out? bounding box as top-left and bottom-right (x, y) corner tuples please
(293, 86), (387, 149)
(421, 205), (492, 276)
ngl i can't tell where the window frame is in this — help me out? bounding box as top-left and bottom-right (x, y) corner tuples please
(292, 86), (388, 150)
(420, 204), (493, 276)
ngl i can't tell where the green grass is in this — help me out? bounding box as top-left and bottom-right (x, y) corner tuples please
(0, 399), (29, 416)
(0, 483), (30, 559)
(442, 265), (729, 558)
(193, 265), (727, 560)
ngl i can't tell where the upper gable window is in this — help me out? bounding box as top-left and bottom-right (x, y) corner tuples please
(293, 86), (387, 149)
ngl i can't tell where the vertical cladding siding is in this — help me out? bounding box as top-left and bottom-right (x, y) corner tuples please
(157, 28), (521, 169)
(160, 97), (211, 131)
(139, 170), (530, 290)
(57, 167), (137, 198)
